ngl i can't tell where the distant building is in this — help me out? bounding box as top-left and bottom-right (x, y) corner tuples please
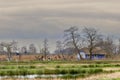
(78, 47), (106, 60)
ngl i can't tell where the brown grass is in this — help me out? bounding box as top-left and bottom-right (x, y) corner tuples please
(0, 54), (77, 61)
(0, 54), (36, 61)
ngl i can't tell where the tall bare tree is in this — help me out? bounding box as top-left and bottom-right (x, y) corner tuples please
(56, 40), (65, 60)
(43, 38), (49, 60)
(29, 44), (36, 54)
(21, 46), (27, 54)
(117, 39), (120, 54)
(82, 27), (101, 60)
(0, 41), (17, 61)
(56, 41), (63, 53)
(0, 44), (4, 53)
(64, 26), (83, 59)
(12, 40), (18, 53)
(99, 36), (116, 58)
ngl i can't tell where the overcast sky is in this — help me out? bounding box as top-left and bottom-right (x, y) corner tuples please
(0, 0), (120, 52)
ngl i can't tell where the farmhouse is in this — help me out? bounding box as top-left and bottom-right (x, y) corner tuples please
(78, 47), (106, 60)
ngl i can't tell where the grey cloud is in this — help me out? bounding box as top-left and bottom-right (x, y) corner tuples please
(0, 0), (120, 39)
(1, 0), (120, 21)
(0, 0), (120, 52)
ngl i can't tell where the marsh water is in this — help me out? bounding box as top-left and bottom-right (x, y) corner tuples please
(0, 74), (63, 79)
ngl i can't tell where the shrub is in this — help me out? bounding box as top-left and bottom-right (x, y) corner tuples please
(59, 69), (67, 74)
(69, 69), (78, 74)
(29, 66), (36, 69)
(56, 65), (60, 68)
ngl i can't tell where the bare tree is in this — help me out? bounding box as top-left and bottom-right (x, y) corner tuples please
(29, 44), (36, 54)
(43, 38), (49, 60)
(12, 40), (18, 53)
(0, 44), (4, 53)
(21, 46), (27, 54)
(56, 40), (65, 60)
(117, 39), (120, 54)
(82, 27), (101, 60)
(99, 36), (116, 58)
(39, 45), (42, 54)
(64, 26), (83, 59)
(56, 41), (63, 53)
(0, 41), (17, 61)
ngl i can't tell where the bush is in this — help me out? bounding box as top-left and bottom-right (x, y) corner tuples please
(69, 69), (78, 74)
(59, 69), (67, 74)
(56, 65), (60, 68)
(29, 66), (36, 69)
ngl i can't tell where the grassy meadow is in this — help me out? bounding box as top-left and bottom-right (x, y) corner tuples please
(0, 60), (120, 80)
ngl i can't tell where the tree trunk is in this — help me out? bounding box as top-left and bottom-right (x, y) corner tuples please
(7, 47), (13, 61)
(78, 49), (84, 60)
(7, 52), (12, 61)
(72, 33), (84, 60)
(89, 48), (93, 60)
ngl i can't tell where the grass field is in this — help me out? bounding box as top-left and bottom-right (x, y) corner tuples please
(0, 60), (120, 80)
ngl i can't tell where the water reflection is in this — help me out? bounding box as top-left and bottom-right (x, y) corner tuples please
(0, 74), (63, 79)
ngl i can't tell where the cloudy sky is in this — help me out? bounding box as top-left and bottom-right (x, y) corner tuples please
(0, 0), (120, 52)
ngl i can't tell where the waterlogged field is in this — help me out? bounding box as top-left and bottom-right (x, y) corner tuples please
(0, 60), (120, 80)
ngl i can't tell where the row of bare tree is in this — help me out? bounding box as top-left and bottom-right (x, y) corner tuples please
(0, 39), (49, 61)
(0, 26), (119, 61)
(55, 26), (120, 60)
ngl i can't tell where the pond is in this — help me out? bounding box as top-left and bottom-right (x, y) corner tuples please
(0, 74), (63, 79)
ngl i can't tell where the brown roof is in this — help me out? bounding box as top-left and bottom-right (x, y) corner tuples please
(81, 47), (107, 55)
